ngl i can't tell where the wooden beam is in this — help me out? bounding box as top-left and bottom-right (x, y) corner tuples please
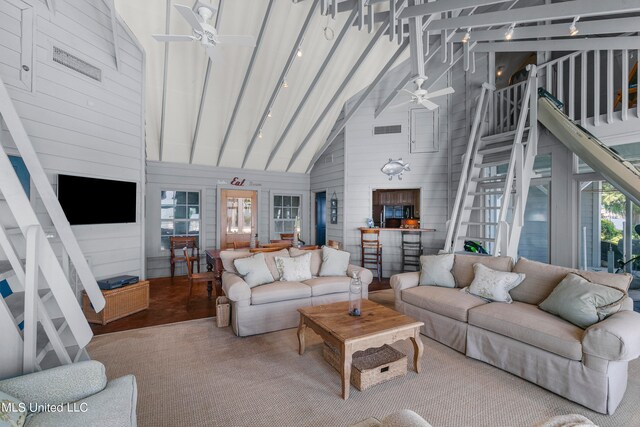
(474, 36), (640, 52)
(399, 0), (509, 19)
(449, 16), (640, 42)
(426, 0), (640, 31)
(158, 0), (171, 161)
(241, 0), (319, 168)
(305, 39), (410, 173)
(106, 0), (121, 70)
(189, 0), (226, 164)
(264, 8), (358, 171)
(286, 11), (397, 172)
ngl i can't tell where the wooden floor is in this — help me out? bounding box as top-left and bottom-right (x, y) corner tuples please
(90, 275), (392, 335)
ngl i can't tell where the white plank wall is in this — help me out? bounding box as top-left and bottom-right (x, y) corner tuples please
(145, 161), (311, 278)
(0, 0), (145, 283)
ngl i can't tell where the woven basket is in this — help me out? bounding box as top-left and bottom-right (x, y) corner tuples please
(216, 296), (230, 328)
(323, 342), (407, 391)
(82, 281), (149, 325)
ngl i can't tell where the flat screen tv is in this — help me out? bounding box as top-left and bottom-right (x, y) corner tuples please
(58, 175), (136, 225)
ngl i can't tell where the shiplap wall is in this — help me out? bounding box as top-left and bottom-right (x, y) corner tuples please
(0, 0), (145, 282)
(310, 127), (345, 246)
(146, 161), (311, 278)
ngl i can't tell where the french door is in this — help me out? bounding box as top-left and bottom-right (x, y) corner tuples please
(220, 189), (257, 249)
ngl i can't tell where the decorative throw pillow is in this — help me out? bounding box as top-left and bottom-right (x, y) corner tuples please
(539, 273), (626, 329)
(275, 253), (313, 282)
(0, 390), (26, 427)
(419, 254), (455, 288)
(319, 246), (350, 277)
(233, 253), (274, 288)
(465, 263), (526, 303)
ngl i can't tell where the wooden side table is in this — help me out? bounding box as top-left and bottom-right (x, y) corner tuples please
(205, 249), (224, 297)
(83, 281), (149, 325)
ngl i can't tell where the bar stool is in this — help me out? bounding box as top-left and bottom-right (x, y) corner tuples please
(401, 231), (422, 272)
(361, 229), (382, 282)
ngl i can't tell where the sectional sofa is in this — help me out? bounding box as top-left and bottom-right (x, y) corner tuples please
(391, 254), (640, 414)
(220, 247), (373, 337)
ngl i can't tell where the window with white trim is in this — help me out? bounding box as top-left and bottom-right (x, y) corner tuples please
(272, 194), (301, 240)
(161, 191), (200, 250)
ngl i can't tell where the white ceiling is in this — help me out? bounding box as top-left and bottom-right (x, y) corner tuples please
(115, 0), (408, 173)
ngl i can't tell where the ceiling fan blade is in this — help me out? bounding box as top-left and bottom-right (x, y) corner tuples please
(389, 100), (414, 109)
(425, 87), (455, 99)
(214, 35), (256, 47)
(419, 99), (439, 110)
(205, 47), (225, 65)
(399, 88), (416, 96)
(152, 34), (197, 43)
(175, 4), (203, 31)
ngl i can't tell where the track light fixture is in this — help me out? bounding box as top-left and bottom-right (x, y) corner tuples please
(496, 66), (504, 77)
(504, 22), (515, 40)
(296, 47), (303, 57)
(569, 16), (580, 36)
(268, 110), (272, 118)
(282, 80), (288, 88)
(462, 28), (471, 43)
(258, 130), (263, 139)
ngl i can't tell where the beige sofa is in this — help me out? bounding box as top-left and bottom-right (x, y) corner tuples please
(221, 248), (373, 337)
(391, 254), (640, 414)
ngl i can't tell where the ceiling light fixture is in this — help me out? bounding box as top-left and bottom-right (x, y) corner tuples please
(296, 48), (303, 57)
(496, 66), (504, 77)
(462, 28), (471, 43)
(268, 110), (272, 118)
(504, 22), (515, 41)
(258, 130), (263, 139)
(282, 80), (288, 88)
(569, 16), (580, 36)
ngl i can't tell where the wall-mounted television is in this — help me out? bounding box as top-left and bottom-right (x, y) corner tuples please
(58, 175), (136, 225)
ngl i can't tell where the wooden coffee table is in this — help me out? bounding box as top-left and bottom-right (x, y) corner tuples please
(297, 299), (424, 399)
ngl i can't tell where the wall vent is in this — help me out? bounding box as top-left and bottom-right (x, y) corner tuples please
(53, 47), (102, 82)
(373, 125), (402, 135)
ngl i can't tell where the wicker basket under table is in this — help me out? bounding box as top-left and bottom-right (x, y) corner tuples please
(83, 280), (149, 325)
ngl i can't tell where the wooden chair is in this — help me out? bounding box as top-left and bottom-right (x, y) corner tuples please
(614, 62), (638, 109)
(270, 239), (291, 244)
(361, 229), (382, 282)
(250, 246), (287, 253)
(327, 240), (341, 250)
(280, 233), (295, 241)
(259, 242), (292, 250)
(299, 245), (319, 250)
(233, 241), (251, 250)
(170, 236), (199, 277)
(401, 230), (422, 272)
(184, 248), (216, 305)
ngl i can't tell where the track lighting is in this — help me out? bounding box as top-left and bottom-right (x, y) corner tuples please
(282, 80), (288, 88)
(496, 66), (504, 77)
(569, 16), (580, 36)
(296, 48), (303, 57)
(268, 110), (272, 118)
(504, 22), (515, 41)
(462, 28), (471, 43)
(258, 130), (263, 139)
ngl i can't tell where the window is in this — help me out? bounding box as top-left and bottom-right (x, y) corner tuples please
(160, 191), (200, 250)
(272, 194), (301, 240)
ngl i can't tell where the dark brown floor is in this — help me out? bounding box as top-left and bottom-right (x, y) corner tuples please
(91, 275), (392, 335)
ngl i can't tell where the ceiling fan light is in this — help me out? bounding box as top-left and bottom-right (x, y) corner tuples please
(504, 22), (515, 41)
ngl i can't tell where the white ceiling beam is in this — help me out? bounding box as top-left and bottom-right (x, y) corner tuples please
(408, 2), (426, 77)
(189, 0), (226, 164)
(158, 0), (171, 161)
(264, 8), (359, 171)
(105, 0), (121, 70)
(474, 36), (640, 52)
(449, 16), (640, 42)
(45, 0), (55, 14)
(242, 0), (319, 168)
(399, 0), (510, 19)
(216, 0), (274, 166)
(286, 5), (402, 172)
(426, 0), (640, 31)
(305, 39), (410, 173)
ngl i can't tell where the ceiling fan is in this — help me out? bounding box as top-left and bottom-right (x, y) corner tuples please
(392, 77), (455, 110)
(152, 1), (256, 63)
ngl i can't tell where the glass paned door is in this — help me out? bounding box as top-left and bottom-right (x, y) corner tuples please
(221, 189), (257, 249)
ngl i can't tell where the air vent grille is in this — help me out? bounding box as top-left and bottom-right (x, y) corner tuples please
(373, 125), (402, 135)
(53, 47), (102, 82)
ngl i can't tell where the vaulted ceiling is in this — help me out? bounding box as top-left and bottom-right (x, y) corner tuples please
(115, 0), (408, 173)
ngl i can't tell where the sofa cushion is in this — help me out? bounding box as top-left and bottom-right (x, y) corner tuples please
(401, 286), (488, 322)
(262, 249), (290, 281)
(250, 281), (311, 305)
(275, 253), (313, 282)
(468, 302), (584, 360)
(0, 390), (26, 427)
(319, 246), (350, 276)
(234, 253), (274, 288)
(289, 247), (322, 276)
(539, 273), (626, 329)
(220, 249), (251, 274)
(452, 254), (513, 288)
(304, 276), (351, 296)
(419, 254), (455, 288)
(466, 263), (525, 303)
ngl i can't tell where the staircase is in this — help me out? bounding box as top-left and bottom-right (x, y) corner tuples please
(0, 75), (105, 380)
(445, 65), (540, 258)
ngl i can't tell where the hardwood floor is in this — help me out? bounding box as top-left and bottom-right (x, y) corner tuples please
(90, 275), (393, 335)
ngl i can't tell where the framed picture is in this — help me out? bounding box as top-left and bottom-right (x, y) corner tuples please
(330, 192), (338, 224)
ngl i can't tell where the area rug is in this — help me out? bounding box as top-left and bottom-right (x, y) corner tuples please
(88, 318), (640, 427)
